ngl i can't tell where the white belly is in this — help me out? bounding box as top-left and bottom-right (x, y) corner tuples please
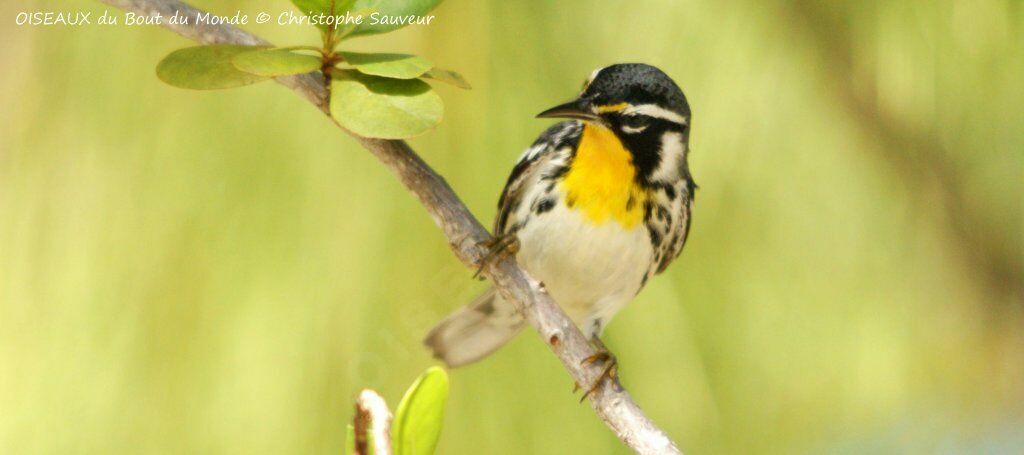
(514, 202), (653, 335)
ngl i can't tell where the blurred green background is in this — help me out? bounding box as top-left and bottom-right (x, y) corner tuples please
(2, 0), (1022, 453)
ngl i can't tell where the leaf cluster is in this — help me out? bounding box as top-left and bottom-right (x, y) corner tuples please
(156, 0), (469, 139)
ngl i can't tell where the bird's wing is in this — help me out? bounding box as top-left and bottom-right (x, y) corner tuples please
(494, 121), (582, 236)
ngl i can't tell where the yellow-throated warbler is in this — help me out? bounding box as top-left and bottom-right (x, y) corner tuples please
(426, 64), (696, 389)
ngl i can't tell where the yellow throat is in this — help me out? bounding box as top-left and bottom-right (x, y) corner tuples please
(560, 123), (647, 228)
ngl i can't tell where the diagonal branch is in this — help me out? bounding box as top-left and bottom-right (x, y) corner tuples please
(95, 1), (683, 453)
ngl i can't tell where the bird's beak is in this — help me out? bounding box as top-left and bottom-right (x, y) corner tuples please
(536, 97), (601, 122)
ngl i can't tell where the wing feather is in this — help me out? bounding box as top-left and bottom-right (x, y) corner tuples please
(494, 121), (581, 235)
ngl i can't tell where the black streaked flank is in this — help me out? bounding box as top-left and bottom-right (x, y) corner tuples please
(647, 223), (662, 247)
(662, 184), (676, 201)
(657, 206), (670, 222)
(534, 198), (556, 215)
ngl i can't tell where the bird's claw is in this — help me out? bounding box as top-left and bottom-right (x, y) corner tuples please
(578, 350), (618, 402)
(473, 234), (520, 279)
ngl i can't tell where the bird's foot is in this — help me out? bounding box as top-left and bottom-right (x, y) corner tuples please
(473, 234), (520, 279)
(577, 349), (619, 403)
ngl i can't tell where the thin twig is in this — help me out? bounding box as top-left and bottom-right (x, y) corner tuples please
(95, 1), (683, 453)
(354, 390), (393, 455)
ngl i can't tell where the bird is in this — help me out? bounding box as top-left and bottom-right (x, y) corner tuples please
(424, 63), (696, 394)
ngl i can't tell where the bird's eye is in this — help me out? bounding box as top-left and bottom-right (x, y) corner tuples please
(621, 115), (650, 130)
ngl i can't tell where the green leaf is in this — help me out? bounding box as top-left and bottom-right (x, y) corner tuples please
(291, 0), (358, 18)
(291, 0), (328, 16)
(349, 0), (444, 36)
(421, 68), (471, 89)
(330, 70), (443, 139)
(336, 7), (377, 39)
(156, 45), (269, 90)
(291, 0), (358, 31)
(232, 49), (322, 77)
(392, 367), (449, 455)
(341, 52), (433, 79)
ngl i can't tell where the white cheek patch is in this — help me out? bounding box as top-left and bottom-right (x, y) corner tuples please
(623, 104), (688, 126)
(650, 131), (686, 182)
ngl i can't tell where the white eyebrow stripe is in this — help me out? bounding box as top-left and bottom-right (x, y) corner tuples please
(623, 104), (688, 125)
(651, 131), (686, 182)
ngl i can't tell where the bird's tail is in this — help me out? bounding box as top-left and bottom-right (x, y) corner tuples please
(424, 287), (525, 368)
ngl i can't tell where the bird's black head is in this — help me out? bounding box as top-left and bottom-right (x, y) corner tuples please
(583, 64), (690, 120)
(537, 64), (692, 183)
(537, 64), (690, 137)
